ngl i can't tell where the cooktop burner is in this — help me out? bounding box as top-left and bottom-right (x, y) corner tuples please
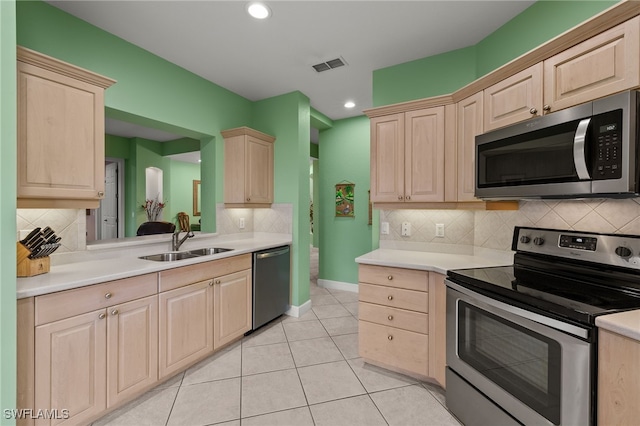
(447, 226), (640, 325)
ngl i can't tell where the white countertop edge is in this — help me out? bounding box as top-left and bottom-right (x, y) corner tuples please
(596, 310), (640, 342)
(17, 233), (292, 299)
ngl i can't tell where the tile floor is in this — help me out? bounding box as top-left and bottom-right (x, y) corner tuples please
(93, 248), (461, 426)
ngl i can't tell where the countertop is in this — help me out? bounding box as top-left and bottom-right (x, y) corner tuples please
(355, 245), (514, 276)
(596, 310), (640, 342)
(17, 232), (292, 299)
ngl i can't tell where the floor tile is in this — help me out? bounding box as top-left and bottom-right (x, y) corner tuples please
(243, 321), (287, 348)
(331, 333), (359, 359)
(309, 286), (330, 296)
(422, 380), (447, 407)
(241, 369), (307, 418)
(241, 406), (314, 426)
(283, 320), (329, 342)
(348, 357), (417, 393)
(92, 387), (178, 426)
(242, 342), (295, 375)
(309, 395), (387, 426)
(152, 371), (183, 390)
(370, 385), (461, 426)
(332, 291), (359, 304)
(281, 309), (318, 323)
(297, 360), (366, 405)
(181, 345), (241, 386)
(310, 293), (340, 306)
(342, 302), (359, 317)
(289, 337), (344, 367)
(320, 316), (358, 336)
(312, 304), (352, 319)
(166, 378), (240, 426)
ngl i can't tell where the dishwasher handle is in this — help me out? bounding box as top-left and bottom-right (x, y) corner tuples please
(256, 246), (290, 259)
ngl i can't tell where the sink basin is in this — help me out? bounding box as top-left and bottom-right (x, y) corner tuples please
(139, 252), (200, 262)
(186, 247), (234, 256)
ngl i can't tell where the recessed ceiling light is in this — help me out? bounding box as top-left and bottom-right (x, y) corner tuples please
(344, 101), (356, 108)
(247, 2), (271, 19)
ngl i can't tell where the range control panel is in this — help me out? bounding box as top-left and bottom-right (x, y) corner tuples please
(513, 226), (640, 270)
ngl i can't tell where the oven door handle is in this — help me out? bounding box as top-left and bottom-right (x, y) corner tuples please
(573, 117), (592, 180)
(446, 280), (590, 340)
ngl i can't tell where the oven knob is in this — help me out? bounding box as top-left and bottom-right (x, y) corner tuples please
(615, 246), (632, 258)
(520, 236), (531, 244)
(533, 237), (545, 246)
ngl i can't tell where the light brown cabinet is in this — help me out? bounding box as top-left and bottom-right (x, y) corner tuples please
(598, 328), (640, 425)
(456, 92), (483, 202)
(222, 127), (276, 207)
(213, 269), (252, 349)
(17, 46), (115, 209)
(370, 107), (445, 203)
(358, 264), (446, 387)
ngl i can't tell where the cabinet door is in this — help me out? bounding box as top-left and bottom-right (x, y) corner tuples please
(17, 62), (105, 206)
(484, 63), (543, 131)
(457, 92), (483, 202)
(544, 16), (640, 113)
(159, 280), (214, 379)
(245, 136), (274, 204)
(370, 114), (405, 202)
(598, 329), (640, 425)
(35, 309), (107, 426)
(405, 107), (445, 202)
(428, 273), (447, 388)
(214, 269), (252, 349)
(106, 295), (158, 408)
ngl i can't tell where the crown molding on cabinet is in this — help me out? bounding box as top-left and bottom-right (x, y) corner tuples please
(220, 126), (276, 143)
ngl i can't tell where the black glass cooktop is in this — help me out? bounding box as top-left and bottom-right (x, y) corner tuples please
(448, 254), (640, 326)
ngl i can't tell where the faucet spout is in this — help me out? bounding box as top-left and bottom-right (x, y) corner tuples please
(172, 230), (194, 251)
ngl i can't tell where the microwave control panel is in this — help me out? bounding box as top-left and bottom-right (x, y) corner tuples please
(592, 110), (622, 180)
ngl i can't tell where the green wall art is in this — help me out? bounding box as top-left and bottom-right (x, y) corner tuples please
(335, 182), (355, 217)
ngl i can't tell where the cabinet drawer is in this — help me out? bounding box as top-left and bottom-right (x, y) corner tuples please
(359, 283), (428, 313)
(359, 320), (428, 377)
(35, 273), (157, 326)
(359, 264), (428, 292)
(159, 254), (251, 292)
(359, 302), (428, 334)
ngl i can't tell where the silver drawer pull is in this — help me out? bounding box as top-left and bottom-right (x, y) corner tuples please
(98, 313), (106, 320)
(111, 309), (119, 316)
(388, 315), (393, 321)
(387, 335), (393, 341)
(105, 292), (112, 299)
(387, 295), (393, 301)
(387, 275), (393, 280)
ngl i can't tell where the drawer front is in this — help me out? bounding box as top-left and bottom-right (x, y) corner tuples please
(359, 320), (428, 377)
(35, 273), (157, 326)
(359, 302), (428, 334)
(359, 264), (428, 292)
(359, 282), (428, 313)
(159, 254), (251, 292)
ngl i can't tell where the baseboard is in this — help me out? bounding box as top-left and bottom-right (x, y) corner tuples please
(285, 299), (312, 318)
(317, 279), (358, 293)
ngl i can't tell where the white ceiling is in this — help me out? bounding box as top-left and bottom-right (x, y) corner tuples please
(48, 0), (536, 128)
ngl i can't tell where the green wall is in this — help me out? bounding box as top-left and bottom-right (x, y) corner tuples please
(167, 160), (201, 222)
(0, 0), (17, 421)
(373, 1), (618, 106)
(318, 116), (375, 286)
(252, 92), (311, 307)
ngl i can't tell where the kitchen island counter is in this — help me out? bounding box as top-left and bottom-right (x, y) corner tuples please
(17, 232), (292, 299)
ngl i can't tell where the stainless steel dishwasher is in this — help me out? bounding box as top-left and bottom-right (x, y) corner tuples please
(252, 245), (291, 330)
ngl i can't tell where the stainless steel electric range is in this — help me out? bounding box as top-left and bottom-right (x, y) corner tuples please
(445, 226), (640, 426)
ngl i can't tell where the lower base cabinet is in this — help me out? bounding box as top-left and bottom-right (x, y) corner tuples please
(213, 269), (252, 349)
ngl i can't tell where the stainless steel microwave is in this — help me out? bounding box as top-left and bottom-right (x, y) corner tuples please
(475, 91), (640, 200)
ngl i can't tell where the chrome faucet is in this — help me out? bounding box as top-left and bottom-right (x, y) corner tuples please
(172, 229), (194, 251)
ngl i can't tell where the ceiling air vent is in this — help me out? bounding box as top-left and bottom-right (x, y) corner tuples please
(312, 57), (347, 73)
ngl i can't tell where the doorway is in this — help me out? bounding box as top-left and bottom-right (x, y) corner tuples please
(95, 157), (125, 240)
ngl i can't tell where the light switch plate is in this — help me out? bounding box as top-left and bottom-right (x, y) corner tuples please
(239, 218), (245, 229)
(381, 222), (389, 235)
(436, 223), (445, 238)
(401, 222), (411, 237)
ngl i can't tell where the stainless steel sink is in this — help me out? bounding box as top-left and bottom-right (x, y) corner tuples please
(186, 247), (233, 256)
(139, 252), (200, 262)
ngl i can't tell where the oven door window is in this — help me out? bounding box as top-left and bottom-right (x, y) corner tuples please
(458, 301), (561, 425)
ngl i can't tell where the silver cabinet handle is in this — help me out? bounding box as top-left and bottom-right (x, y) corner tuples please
(105, 292), (112, 299)
(387, 335), (393, 341)
(387, 295), (393, 301)
(529, 107), (538, 115)
(98, 313), (106, 320)
(388, 315), (393, 321)
(111, 309), (119, 316)
(543, 104), (551, 113)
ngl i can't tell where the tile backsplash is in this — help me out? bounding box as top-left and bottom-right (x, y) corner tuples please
(216, 203), (293, 235)
(16, 209), (86, 253)
(381, 198), (640, 251)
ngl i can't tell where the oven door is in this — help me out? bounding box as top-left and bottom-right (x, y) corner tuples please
(446, 280), (592, 426)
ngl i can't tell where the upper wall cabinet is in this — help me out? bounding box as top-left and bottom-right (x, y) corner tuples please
(456, 93), (483, 202)
(17, 47), (116, 209)
(222, 127), (276, 207)
(370, 107), (445, 203)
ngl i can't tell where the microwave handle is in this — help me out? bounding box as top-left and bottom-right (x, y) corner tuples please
(574, 118), (592, 180)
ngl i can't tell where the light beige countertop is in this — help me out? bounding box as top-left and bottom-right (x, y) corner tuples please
(596, 309), (640, 342)
(17, 232), (292, 299)
(355, 242), (514, 275)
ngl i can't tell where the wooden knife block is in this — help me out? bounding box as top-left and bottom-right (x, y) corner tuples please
(17, 242), (50, 277)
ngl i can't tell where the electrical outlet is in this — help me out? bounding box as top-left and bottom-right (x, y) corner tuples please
(436, 223), (445, 238)
(239, 217), (245, 229)
(381, 222), (389, 235)
(401, 222), (411, 237)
